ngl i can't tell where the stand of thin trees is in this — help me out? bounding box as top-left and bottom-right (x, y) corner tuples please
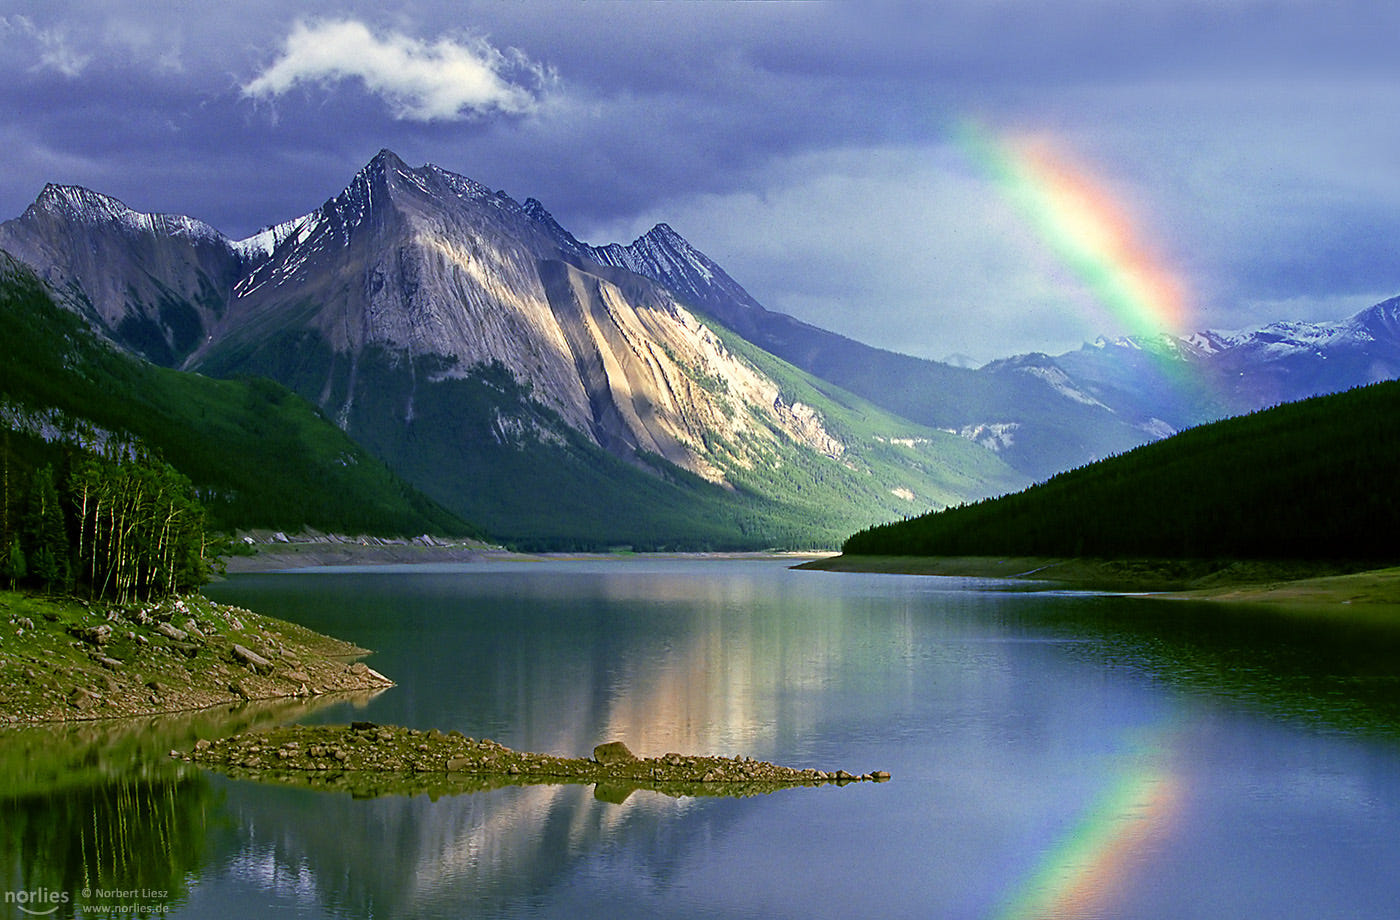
(1, 443), (213, 602)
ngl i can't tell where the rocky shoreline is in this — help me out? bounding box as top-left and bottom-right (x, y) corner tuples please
(223, 534), (497, 573)
(2, 588), (889, 803)
(176, 724), (889, 800)
(0, 591), (393, 724)
(221, 530), (829, 574)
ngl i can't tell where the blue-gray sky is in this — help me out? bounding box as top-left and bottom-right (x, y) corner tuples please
(2, 1), (1398, 363)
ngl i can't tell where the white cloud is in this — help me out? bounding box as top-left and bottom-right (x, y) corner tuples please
(1, 15), (90, 76)
(242, 19), (550, 121)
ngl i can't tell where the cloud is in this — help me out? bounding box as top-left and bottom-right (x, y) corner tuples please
(242, 19), (550, 121)
(1, 14), (90, 76)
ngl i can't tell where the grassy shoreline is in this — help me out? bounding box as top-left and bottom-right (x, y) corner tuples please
(798, 554), (1400, 617)
(0, 590), (393, 724)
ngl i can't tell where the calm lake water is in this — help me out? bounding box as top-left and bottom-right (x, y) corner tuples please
(5, 557), (1400, 919)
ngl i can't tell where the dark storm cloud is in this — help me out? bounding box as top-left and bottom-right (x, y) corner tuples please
(2, 1), (1399, 360)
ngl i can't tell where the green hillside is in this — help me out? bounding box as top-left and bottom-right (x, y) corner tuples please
(194, 311), (1028, 551)
(843, 381), (1400, 563)
(699, 317), (1029, 517)
(0, 252), (472, 538)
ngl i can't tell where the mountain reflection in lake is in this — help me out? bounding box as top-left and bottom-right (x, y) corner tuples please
(5, 558), (1399, 919)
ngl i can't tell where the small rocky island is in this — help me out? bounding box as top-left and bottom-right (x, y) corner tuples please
(176, 724), (890, 801)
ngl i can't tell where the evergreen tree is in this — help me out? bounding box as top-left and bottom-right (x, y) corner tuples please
(1, 537), (23, 590)
(22, 464), (69, 592)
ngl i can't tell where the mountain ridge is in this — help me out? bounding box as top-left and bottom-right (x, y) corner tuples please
(0, 150), (1026, 549)
(597, 209), (1400, 477)
(3, 149), (1398, 544)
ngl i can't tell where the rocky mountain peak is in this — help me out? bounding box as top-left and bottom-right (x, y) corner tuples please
(1352, 294), (1400, 341)
(33, 183), (117, 219)
(637, 221), (685, 248)
(521, 197), (588, 257)
(28, 184), (225, 244)
(370, 147), (408, 170)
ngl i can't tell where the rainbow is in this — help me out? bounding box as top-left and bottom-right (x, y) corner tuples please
(952, 119), (1190, 344)
(990, 721), (1185, 920)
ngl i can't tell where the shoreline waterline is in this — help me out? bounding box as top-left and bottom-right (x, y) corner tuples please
(798, 553), (1400, 618)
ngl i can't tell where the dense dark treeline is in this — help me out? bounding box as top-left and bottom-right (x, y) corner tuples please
(843, 381), (1400, 563)
(1, 441), (212, 601)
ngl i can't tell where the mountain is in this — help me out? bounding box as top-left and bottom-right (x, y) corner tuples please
(1048, 300), (1400, 424)
(0, 184), (245, 368)
(0, 251), (470, 537)
(587, 218), (1400, 479)
(0, 151), (1026, 549)
(842, 380), (1400, 563)
(6, 149), (1395, 546)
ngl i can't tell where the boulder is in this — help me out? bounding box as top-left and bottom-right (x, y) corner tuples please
(593, 741), (638, 764)
(155, 622), (188, 642)
(231, 644), (273, 675)
(71, 624), (112, 646)
(69, 688), (99, 711)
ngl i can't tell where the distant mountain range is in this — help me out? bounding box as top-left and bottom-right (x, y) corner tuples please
(1, 150), (1396, 546)
(0, 151), (1024, 549)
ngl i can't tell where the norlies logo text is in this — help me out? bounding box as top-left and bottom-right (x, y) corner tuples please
(5, 888), (69, 915)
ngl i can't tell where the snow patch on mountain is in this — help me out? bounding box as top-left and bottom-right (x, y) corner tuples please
(1137, 418), (1177, 439)
(1092, 300), (1400, 365)
(233, 212), (322, 262)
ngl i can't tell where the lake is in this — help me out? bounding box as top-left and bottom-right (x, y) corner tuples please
(5, 557), (1400, 919)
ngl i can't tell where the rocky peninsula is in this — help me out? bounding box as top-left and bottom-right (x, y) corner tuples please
(176, 724), (889, 800)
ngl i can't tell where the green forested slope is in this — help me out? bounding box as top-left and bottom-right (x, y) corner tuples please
(843, 381), (1400, 562)
(0, 253), (472, 537)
